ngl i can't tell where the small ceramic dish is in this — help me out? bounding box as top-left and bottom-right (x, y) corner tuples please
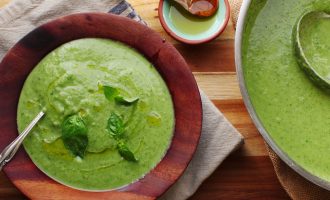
(158, 0), (230, 44)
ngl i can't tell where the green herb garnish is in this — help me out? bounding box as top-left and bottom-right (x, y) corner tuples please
(115, 96), (139, 106)
(107, 112), (125, 140)
(102, 84), (139, 162)
(117, 140), (138, 162)
(102, 85), (139, 105)
(106, 112), (138, 162)
(61, 114), (88, 158)
(103, 85), (119, 101)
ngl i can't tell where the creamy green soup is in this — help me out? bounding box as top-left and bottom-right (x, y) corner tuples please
(243, 0), (330, 181)
(17, 38), (174, 190)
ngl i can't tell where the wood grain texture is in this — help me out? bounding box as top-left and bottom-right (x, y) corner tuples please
(0, 13), (202, 199)
(189, 155), (289, 200)
(194, 72), (241, 100)
(0, 0), (290, 199)
(0, 0), (9, 8)
(176, 40), (236, 72)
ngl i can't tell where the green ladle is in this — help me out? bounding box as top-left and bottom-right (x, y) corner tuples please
(293, 11), (330, 94)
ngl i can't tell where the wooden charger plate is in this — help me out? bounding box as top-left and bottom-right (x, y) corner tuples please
(0, 13), (202, 199)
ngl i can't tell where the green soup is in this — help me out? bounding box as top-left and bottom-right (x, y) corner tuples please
(17, 38), (174, 190)
(242, 0), (330, 181)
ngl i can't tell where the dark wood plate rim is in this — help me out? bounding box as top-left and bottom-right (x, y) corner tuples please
(0, 13), (202, 199)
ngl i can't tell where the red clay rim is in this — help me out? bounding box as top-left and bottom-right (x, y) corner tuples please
(158, 0), (231, 45)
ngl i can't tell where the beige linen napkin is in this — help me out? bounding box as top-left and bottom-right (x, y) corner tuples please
(0, 0), (243, 199)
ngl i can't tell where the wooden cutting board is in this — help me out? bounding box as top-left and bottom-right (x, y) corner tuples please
(0, 0), (290, 199)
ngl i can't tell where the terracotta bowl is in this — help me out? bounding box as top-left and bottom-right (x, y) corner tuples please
(0, 13), (202, 199)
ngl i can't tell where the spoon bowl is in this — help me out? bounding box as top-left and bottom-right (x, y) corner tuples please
(173, 0), (219, 17)
(293, 11), (330, 93)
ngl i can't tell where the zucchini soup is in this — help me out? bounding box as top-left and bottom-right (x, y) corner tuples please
(17, 38), (174, 190)
(242, 0), (330, 182)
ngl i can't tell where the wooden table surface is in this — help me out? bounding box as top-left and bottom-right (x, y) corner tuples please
(0, 0), (291, 199)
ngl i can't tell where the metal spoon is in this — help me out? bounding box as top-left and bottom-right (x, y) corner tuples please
(0, 111), (45, 170)
(294, 11), (330, 94)
(173, 0), (218, 17)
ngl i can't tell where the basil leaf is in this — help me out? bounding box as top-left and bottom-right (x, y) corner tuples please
(115, 96), (139, 106)
(103, 86), (119, 101)
(102, 84), (139, 106)
(117, 141), (138, 162)
(107, 112), (125, 139)
(61, 115), (88, 158)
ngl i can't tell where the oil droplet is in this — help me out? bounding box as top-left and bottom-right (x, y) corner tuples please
(78, 109), (87, 117)
(27, 100), (36, 108)
(75, 156), (83, 163)
(147, 111), (162, 126)
(42, 106), (47, 112)
(43, 135), (60, 144)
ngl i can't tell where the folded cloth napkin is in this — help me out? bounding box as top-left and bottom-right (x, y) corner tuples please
(0, 0), (244, 199)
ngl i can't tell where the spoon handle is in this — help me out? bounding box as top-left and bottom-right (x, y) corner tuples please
(0, 111), (45, 171)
